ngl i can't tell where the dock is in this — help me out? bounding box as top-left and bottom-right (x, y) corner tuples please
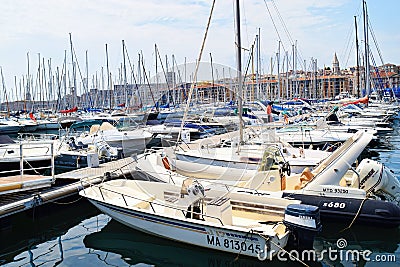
(0, 175), (54, 195)
(55, 157), (136, 180)
(0, 156), (137, 219)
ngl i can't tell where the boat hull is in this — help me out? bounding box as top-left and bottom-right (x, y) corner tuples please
(282, 193), (400, 227)
(0, 126), (21, 134)
(88, 199), (285, 259)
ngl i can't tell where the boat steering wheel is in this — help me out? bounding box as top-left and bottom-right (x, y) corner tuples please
(281, 161), (291, 176)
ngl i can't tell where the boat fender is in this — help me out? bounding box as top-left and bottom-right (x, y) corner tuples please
(162, 156), (171, 170)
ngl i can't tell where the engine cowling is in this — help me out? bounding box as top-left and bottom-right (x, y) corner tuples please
(350, 159), (400, 205)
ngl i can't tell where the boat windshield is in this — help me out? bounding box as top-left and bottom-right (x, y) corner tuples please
(258, 146), (284, 172)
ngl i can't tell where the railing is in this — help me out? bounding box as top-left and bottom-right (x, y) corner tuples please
(0, 141), (55, 180)
(81, 180), (224, 226)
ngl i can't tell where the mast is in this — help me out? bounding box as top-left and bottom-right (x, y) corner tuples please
(277, 41), (281, 99)
(69, 33), (77, 108)
(122, 40), (128, 108)
(26, 53), (30, 110)
(363, 0), (370, 96)
(235, 0), (243, 143)
(210, 53), (215, 103)
(314, 58), (318, 99)
(48, 58), (53, 109)
(256, 28), (261, 99)
(38, 53), (42, 109)
(105, 43), (112, 111)
(155, 44), (159, 109)
(286, 51), (289, 99)
(85, 50), (89, 107)
(63, 50), (67, 109)
(0, 68), (10, 117)
(354, 16), (361, 98)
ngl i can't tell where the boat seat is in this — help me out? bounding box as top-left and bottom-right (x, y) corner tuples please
(206, 196), (232, 225)
(134, 195), (156, 209)
(294, 167), (314, 190)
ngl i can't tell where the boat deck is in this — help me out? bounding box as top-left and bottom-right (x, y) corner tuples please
(0, 174), (50, 185)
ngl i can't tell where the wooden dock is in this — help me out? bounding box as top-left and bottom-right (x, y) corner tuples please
(0, 157), (137, 219)
(0, 175), (53, 195)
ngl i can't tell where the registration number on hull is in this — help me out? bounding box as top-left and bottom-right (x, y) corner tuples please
(206, 235), (261, 254)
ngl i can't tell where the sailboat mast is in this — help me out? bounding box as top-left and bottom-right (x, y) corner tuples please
(210, 53), (215, 103)
(122, 40), (128, 108)
(1, 68), (10, 117)
(85, 50), (89, 107)
(69, 33), (77, 108)
(26, 52), (30, 111)
(235, 0), (243, 143)
(363, 0), (370, 96)
(105, 43), (112, 111)
(277, 41), (281, 99)
(354, 15), (361, 98)
(155, 44), (159, 109)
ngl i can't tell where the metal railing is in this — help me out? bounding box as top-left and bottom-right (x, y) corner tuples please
(81, 181), (224, 226)
(0, 141), (55, 180)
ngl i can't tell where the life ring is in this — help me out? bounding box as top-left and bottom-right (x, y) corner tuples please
(162, 156), (171, 170)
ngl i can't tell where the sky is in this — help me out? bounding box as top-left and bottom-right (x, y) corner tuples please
(0, 0), (399, 99)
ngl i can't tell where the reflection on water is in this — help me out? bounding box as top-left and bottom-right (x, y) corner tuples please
(315, 223), (400, 266)
(0, 199), (99, 266)
(84, 217), (316, 267)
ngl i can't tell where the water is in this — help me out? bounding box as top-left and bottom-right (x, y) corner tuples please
(1, 124), (400, 266)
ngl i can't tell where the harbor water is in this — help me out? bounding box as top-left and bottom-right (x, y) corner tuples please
(1, 123), (400, 266)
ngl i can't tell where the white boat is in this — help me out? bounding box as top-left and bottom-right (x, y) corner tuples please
(36, 118), (60, 130)
(54, 137), (123, 171)
(77, 122), (153, 156)
(80, 178), (321, 259)
(17, 118), (38, 132)
(274, 127), (357, 148)
(136, 129), (400, 227)
(0, 118), (21, 134)
(168, 142), (330, 181)
(145, 124), (198, 147)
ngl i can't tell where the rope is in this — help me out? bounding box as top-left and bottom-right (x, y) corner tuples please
(175, 0), (216, 148)
(43, 196), (83, 205)
(232, 229), (254, 262)
(259, 233), (310, 267)
(23, 159), (41, 175)
(339, 196), (368, 233)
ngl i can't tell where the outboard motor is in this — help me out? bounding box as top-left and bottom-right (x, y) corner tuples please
(348, 159), (400, 205)
(117, 147), (124, 159)
(283, 204), (322, 250)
